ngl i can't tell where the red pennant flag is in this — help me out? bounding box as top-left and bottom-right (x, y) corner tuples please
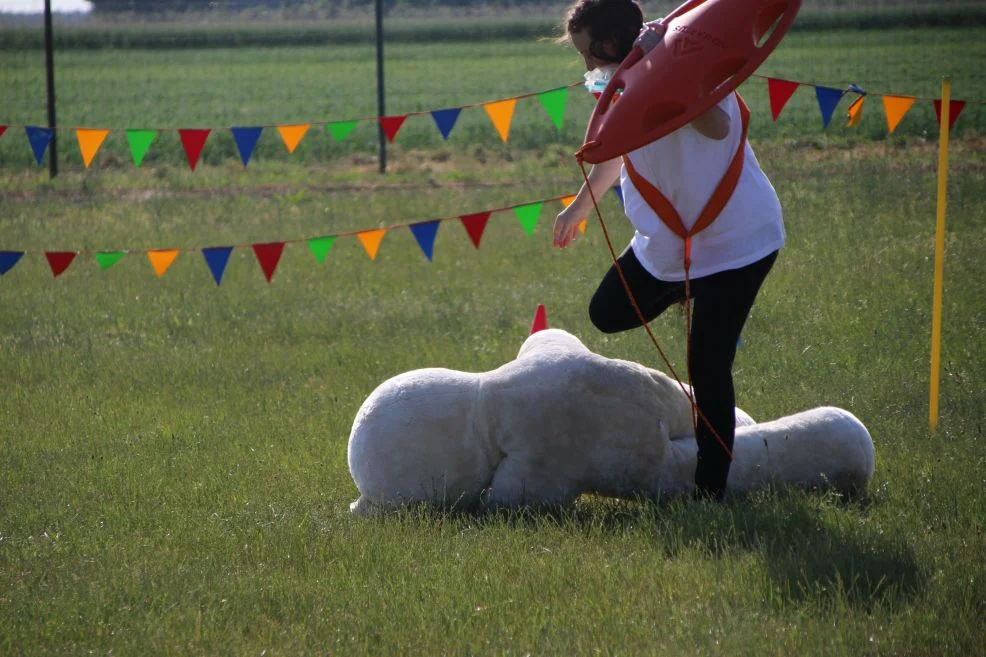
(178, 129), (211, 171)
(933, 99), (966, 132)
(530, 304), (548, 335)
(379, 116), (408, 143)
(0, 125), (7, 139)
(460, 212), (491, 249)
(252, 242), (285, 283)
(767, 78), (800, 122)
(45, 251), (77, 278)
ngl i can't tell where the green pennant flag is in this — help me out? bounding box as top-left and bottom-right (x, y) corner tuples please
(537, 88), (568, 131)
(514, 202), (543, 236)
(95, 251), (126, 270)
(308, 236), (336, 263)
(326, 121), (359, 142)
(125, 130), (157, 167)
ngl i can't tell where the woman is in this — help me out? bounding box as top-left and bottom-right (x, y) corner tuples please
(554, 0), (785, 500)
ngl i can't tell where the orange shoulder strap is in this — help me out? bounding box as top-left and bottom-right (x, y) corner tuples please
(622, 93), (751, 270)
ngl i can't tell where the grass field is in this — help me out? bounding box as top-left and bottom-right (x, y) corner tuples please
(1, 26), (985, 172)
(2, 20), (986, 657)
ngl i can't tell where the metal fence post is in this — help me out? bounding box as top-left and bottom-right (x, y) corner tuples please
(44, 0), (58, 178)
(375, 0), (387, 174)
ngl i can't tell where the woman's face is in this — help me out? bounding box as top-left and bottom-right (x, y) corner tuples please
(570, 29), (619, 72)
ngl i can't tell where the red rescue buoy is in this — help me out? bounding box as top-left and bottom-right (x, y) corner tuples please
(579, 0), (802, 164)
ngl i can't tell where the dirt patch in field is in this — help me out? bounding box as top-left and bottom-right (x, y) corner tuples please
(3, 137), (983, 205)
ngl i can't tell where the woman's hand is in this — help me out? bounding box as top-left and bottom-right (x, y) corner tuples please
(634, 20), (667, 54)
(553, 202), (587, 249)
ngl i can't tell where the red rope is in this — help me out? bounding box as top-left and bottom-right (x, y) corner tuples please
(573, 149), (732, 461)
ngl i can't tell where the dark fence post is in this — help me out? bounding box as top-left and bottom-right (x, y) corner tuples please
(44, 0), (58, 178)
(375, 0), (386, 174)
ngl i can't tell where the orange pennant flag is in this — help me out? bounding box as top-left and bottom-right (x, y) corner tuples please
(484, 99), (517, 143)
(560, 195), (588, 234)
(357, 229), (386, 260)
(846, 96), (865, 127)
(882, 95), (915, 134)
(147, 249), (179, 277)
(277, 124), (310, 154)
(76, 128), (110, 168)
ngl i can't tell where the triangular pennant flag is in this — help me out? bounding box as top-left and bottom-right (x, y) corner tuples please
(484, 99), (517, 143)
(560, 196), (587, 234)
(45, 251), (77, 278)
(94, 251), (125, 271)
(815, 86), (844, 128)
(430, 108), (462, 141)
(933, 99), (966, 132)
(0, 251), (24, 276)
(178, 129), (211, 171)
(0, 125), (7, 139)
(147, 249), (179, 277)
(514, 203), (542, 236)
(125, 129), (156, 167)
(537, 88), (569, 131)
(277, 124), (310, 154)
(307, 236), (336, 264)
(460, 212), (491, 249)
(357, 229), (386, 260)
(846, 95), (865, 127)
(613, 185), (625, 208)
(76, 128), (110, 168)
(882, 95), (915, 134)
(379, 116), (407, 144)
(326, 120), (359, 142)
(202, 246), (233, 286)
(252, 242), (285, 283)
(766, 78), (800, 122)
(530, 304), (548, 335)
(25, 126), (52, 166)
(409, 220), (440, 261)
(231, 126), (263, 167)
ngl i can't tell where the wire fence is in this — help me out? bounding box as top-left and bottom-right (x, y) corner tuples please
(1, 0), (983, 173)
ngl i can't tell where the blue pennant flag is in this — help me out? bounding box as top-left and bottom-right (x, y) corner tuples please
(231, 127), (264, 167)
(815, 86), (844, 129)
(612, 185), (624, 208)
(409, 220), (440, 261)
(202, 246), (233, 286)
(430, 109), (462, 141)
(25, 126), (52, 166)
(0, 251), (25, 276)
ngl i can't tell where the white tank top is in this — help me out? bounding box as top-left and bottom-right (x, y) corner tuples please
(621, 94), (785, 282)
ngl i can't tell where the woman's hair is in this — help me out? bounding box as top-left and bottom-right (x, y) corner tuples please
(560, 0), (645, 63)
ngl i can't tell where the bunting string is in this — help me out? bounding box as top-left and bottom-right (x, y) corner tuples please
(1, 75), (981, 170)
(0, 190), (618, 283)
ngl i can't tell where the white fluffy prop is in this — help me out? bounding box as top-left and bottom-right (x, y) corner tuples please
(348, 329), (874, 514)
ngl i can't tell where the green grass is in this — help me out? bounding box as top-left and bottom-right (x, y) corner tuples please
(2, 22), (986, 657)
(0, 27), (984, 172)
(2, 133), (985, 654)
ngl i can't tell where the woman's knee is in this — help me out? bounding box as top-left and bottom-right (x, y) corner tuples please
(588, 293), (629, 334)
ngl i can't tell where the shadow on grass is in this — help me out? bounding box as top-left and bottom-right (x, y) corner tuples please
(463, 490), (924, 612)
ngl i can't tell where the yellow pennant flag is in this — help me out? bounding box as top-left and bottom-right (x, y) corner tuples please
(277, 124), (311, 154)
(357, 229), (386, 260)
(76, 128), (110, 168)
(846, 96), (865, 127)
(882, 95), (915, 134)
(560, 195), (588, 234)
(484, 99), (517, 143)
(147, 249), (179, 277)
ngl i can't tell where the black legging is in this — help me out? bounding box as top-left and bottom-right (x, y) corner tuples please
(589, 246), (778, 500)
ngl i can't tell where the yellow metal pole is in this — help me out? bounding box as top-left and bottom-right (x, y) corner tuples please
(929, 76), (951, 432)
